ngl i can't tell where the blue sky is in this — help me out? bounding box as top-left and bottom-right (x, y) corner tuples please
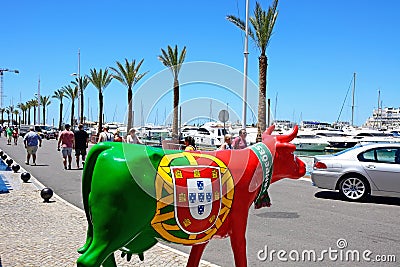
(1, 0), (399, 127)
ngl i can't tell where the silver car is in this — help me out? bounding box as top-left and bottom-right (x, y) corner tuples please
(311, 143), (400, 201)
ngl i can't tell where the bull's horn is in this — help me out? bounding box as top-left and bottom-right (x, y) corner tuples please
(276, 125), (298, 142)
(264, 124), (275, 135)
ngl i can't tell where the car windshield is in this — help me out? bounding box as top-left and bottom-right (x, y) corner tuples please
(38, 126), (51, 131)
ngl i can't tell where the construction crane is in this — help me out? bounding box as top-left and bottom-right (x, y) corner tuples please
(0, 68), (19, 108)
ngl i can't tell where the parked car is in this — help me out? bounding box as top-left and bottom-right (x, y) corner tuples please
(311, 143), (400, 201)
(19, 125), (31, 137)
(34, 125), (57, 139)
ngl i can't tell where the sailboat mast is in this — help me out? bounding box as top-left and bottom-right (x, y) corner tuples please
(242, 0), (249, 128)
(351, 72), (356, 126)
(377, 89), (381, 129)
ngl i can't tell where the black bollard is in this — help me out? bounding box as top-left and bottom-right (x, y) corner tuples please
(11, 164), (20, 173)
(20, 172), (31, 183)
(6, 158), (13, 166)
(40, 188), (54, 203)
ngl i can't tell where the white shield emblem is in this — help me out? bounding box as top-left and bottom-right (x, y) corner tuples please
(187, 178), (213, 220)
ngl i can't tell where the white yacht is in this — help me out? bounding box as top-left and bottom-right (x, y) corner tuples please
(314, 129), (357, 151)
(291, 131), (330, 151)
(187, 122), (230, 148)
(346, 128), (400, 145)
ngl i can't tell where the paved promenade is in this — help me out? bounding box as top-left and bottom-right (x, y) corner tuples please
(0, 141), (218, 266)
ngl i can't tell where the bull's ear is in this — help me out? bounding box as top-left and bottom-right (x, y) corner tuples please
(264, 124), (275, 135)
(276, 125), (298, 143)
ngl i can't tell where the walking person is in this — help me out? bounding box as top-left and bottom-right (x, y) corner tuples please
(97, 125), (114, 143)
(232, 129), (248, 149)
(218, 134), (233, 150)
(184, 136), (196, 151)
(6, 126), (12, 145)
(57, 124), (75, 170)
(23, 126), (42, 165)
(113, 128), (123, 142)
(126, 128), (142, 144)
(12, 126), (19, 145)
(74, 124), (89, 169)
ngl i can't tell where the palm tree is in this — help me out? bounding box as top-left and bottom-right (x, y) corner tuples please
(13, 110), (20, 126)
(63, 85), (78, 127)
(17, 103), (27, 124)
(158, 45), (187, 139)
(5, 107), (11, 126)
(52, 89), (66, 130)
(40, 95), (51, 125)
(110, 58), (148, 130)
(25, 102), (31, 125)
(8, 106), (14, 125)
(0, 108), (5, 125)
(227, 0), (279, 140)
(30, 99), (39, 125)
(86, 68), (113, 134)
(71, 76), (89, 124)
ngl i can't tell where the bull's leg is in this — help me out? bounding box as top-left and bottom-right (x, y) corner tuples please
(77, 241), (116, 267)
(186, 242), (208, 267)
(78, 225), (93, 254)
(77, 203), (144, 267)
(101, 253), (117, 267)
(229, 216), (249, 267)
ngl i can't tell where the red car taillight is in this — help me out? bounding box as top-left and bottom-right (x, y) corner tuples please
(314, 161), (327, 169)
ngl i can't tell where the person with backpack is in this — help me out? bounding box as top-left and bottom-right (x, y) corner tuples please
(98, 125), (113, 142)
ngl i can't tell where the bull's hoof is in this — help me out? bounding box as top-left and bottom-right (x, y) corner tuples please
(139, 253), (144, 261)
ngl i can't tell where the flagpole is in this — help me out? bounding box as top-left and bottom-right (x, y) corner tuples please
(37, 76), (41, 125)
(242, 0), (249, 129)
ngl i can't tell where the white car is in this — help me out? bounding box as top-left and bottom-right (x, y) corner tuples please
(311, 143), (400, 201)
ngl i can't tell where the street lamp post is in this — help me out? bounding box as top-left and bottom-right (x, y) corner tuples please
(71, 49), (82, 126)
(37, 76), (41, 125)
(0, 68), (19, 108)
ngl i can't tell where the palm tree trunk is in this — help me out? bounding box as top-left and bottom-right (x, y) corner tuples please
(28, 109), (31, 125)
(127, 87), (133, 130)
(257, 54), (268, 141)
(33, 108), (36, 125)
(98, 93), (103, 136)
(71, 101), (75, 127)
(59, 103), (63, 130)
(172, 78), (179, 139)
(42, 106), (46, 125)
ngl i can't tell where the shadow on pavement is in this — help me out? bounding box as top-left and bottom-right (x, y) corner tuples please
(314, 191), (400, 206)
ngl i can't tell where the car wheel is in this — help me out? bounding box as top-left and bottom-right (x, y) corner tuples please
(339, 176), (369, 201)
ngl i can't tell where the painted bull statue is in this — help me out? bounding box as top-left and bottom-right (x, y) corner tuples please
(77, 125), (306, 267)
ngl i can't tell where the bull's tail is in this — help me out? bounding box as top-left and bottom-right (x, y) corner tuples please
(77, 142), (113, 254)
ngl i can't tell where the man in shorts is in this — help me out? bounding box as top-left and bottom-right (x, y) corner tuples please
(57, 124), (75, 170)
(23, 126), (42, 165)
(74, 124), (89, 169)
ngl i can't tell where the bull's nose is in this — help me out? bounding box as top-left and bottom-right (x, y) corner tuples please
(296, 156), (307, 177)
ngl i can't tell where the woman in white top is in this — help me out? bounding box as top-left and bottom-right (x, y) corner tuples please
(218, 134), (233, 150)
(126, 128), (142, 144)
